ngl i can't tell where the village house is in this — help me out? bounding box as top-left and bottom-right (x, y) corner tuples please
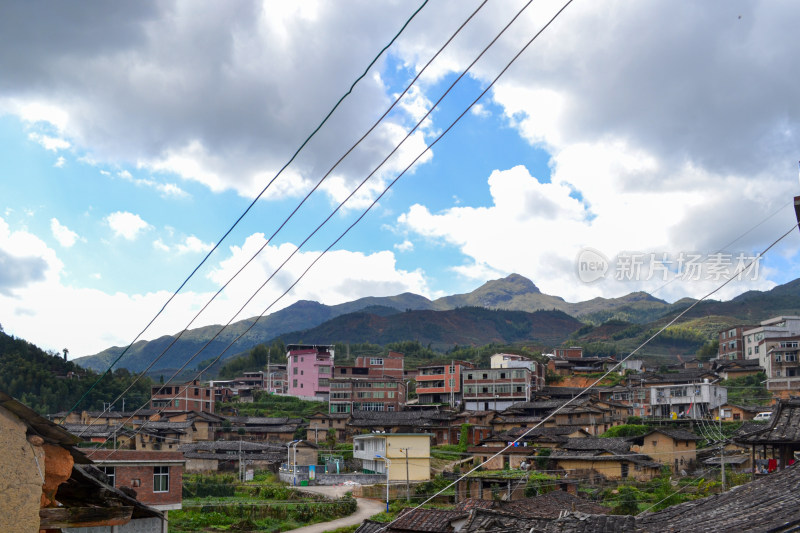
(286, 344), (334, 400)
(711, 358), (763, 380)
(549, 437), (662, 482)
(718, 324), (756, 361)
(490, 352), (546, 390)
(150, 380), (215, 413)
(461, 367), (534, 411)
(328, 376), (407, 414)
(1, 390), (167, 532)
(178, 440), (285, 472)
(335, 351), (405, 379)
(627, 428), (701, 472)
(307, 412), (350, 443)
(649, 380), (727, 419)
(86, 449), (184, 513)
(348, 409), (457, 445)
(415, 360), (475, 407)
(218, 416), (304, 442)
(735, 398), (800, 472)
(353, 433), (432, 481)
(65, 423), (135, 448)
(713, 403), (766, 422)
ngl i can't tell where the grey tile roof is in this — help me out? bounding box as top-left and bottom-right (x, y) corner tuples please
(354, 520), (387, 533)
(561, 437), (630, 453)
(735, 399), (800, 444)
(637, 463), (800, 532)
(389, 508), (467, 532)
(179, 441), (284, 453)
(500, 491), (611, 519)
(641, 428), (701, 442)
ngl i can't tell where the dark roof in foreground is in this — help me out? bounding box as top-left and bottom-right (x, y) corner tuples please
(501, 491), (611, 519)
(637, 462), (800, 532)
(735, 399), (800, 444)
(390, 508), (467, 532)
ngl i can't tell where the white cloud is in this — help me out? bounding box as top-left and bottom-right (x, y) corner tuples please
(54, 156), (66, 168)
(0, 2), (439, 204)
(399, 164), (786, 303)
(176, 235), (213, 255)
(394, 239), (414, 252)
(153, 239), (170, 252)
(105, 211), (150, 240)
(50, 218), (80, 248)
(28, 132), (71, 151)
(1, 220), (433, 356)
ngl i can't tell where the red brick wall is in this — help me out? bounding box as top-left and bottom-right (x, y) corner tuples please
(113, 464), (183, 506)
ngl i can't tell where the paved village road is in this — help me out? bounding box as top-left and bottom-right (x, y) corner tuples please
(282, 485), (385, 533)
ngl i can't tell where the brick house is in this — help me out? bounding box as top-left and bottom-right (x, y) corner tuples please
(150, 380), (215, 413)
(87, 449), (184, 512)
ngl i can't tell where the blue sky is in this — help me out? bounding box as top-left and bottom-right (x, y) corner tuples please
(2, 1), (800, 357)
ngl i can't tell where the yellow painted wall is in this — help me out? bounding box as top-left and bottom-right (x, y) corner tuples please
(555, 459), (659, 482)
(383, 435), (431, 481)
(635, 434), (696, 470)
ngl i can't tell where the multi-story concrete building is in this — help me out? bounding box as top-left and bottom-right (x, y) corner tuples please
(462, 367), (534, 411)
(151, 380), (215, 413)
(415, 360), (474, 407)
(764, 339), (800, 399)
(353, 433), (431, 481)
(743, 316), (800, 361)
(286, 344), (334, 400)
(329, 376), (406, 414)
(649, 382), (727, 419)
(490, 353), (546, 390)
(718, 325), (756, 361)
(743, 317), (800, 397)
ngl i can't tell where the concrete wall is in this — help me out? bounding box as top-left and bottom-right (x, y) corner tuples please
(0, 407), (43, 533)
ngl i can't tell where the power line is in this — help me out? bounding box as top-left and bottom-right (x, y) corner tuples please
(75, 0), (491, 437)
(378, 221), (800, 532)
(62, 0), (430, 423)
(84, 0), (555, 448)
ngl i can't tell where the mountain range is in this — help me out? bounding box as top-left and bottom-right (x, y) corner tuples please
(74, 273), (800, 375)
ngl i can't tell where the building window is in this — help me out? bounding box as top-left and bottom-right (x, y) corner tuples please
(131, 478), (141, 488)
(776, 354), (782, 362)
(154, 466), (169, 492)
(100, 466), (115, 487)
(293, 379), (298, 387)
(370, 358), (384, 365)
(294, 367), (298, 375)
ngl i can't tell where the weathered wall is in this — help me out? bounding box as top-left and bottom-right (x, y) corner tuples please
(0, 407), (44, 533)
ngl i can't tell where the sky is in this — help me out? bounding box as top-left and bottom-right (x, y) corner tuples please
(3, 0), (800, 358)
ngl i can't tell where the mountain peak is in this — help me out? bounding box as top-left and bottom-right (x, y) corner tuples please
(488, 273), (541, 294)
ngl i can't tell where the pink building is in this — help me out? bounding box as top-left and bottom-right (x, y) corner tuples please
(287, 344), (334, 400)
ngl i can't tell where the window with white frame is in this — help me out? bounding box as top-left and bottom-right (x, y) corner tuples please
(153, 466), (169, 493)
(100, 466), (115, 487)
(370, 358), (384, 366)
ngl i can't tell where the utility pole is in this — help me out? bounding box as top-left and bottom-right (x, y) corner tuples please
(402, 448), (410, 502)
(267, 348), (271, 394)
(719, 413), (725, 489)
